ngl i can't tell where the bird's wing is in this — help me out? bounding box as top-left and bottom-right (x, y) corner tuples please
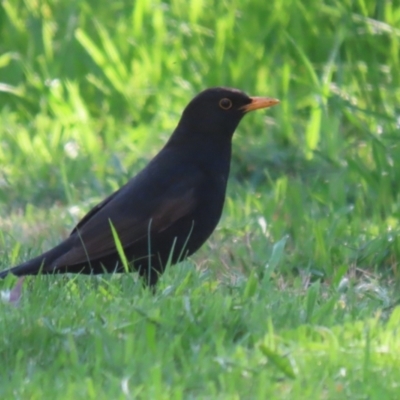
(53, 166), (202, 267)
(70, 187), (123, 236)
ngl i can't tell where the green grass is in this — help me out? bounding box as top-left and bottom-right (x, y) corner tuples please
(1, 0), (400, 398)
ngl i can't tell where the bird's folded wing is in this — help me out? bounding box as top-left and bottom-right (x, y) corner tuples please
(69, 186), (123, 236)
(53, 175), (200, 267)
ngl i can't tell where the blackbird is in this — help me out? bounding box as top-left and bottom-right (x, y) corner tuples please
(0, 87), (279, 287)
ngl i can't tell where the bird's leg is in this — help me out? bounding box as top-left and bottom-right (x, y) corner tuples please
(138, 266), (159, 291)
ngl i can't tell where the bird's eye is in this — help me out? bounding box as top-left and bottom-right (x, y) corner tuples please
(219, 98), (232, 110)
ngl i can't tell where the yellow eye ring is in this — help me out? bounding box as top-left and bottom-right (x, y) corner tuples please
(219, 98), (232, 110)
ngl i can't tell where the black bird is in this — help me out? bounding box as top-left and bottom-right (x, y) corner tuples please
(0, 87), (279, 287)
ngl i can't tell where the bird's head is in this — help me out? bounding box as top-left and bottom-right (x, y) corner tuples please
(176, 87), (279, 141)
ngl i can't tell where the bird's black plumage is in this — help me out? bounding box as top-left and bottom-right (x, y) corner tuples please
(0, 87), (279, 286)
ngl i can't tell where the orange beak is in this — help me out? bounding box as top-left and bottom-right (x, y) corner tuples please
(240, 97), (280, 113)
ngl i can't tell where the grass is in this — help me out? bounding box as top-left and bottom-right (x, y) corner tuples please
(1, 0), (400, 397)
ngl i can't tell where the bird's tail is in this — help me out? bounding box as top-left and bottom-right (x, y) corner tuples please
(0, 254), (49, 279)
(0, 241), (72, 279)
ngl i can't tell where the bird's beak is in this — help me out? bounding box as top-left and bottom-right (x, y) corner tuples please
(240, 97), (280, 113)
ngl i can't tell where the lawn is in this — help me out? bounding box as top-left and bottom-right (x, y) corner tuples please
(1, 0), (400, 398)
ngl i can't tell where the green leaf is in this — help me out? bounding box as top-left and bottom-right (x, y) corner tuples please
(259, 344), (296, 379)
